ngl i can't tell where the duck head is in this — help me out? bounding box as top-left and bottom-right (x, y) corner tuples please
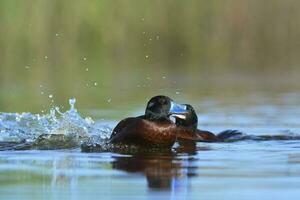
(174, 104), (198, 131)
(145, 95), (187, 120)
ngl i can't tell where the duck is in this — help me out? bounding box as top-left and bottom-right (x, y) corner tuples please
(175, 104), (242, 142)
(109, 95), (188, 148)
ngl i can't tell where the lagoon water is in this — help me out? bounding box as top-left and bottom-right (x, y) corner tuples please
(1, 1), (300, 199)
(0, 93), (300, 200)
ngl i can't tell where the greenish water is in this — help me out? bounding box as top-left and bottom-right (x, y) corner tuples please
(1, 0), (300, 112)
(1, 1), (300, 199)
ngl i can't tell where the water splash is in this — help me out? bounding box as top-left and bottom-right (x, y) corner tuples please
(0, 98), (112, 150)
(2, 99), (300, 152)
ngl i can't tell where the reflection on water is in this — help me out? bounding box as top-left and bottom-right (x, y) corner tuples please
(1, 1), (300, 113)
(1, 93), (300, 199)
(1, 1), (300, 199)
(112, 150), (197, 190)
(0, 139), (300, 200)
(0, 150), (197, 198)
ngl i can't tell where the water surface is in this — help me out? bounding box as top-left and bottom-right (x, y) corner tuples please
(0, 93), (300, 199)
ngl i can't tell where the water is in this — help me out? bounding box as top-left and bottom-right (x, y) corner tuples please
(0, 94), (300, 199)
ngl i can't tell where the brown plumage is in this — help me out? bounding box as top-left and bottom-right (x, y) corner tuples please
(175, 104), (242, 143)
(109, 96), (188, 148)
(110, 117), (178, 148)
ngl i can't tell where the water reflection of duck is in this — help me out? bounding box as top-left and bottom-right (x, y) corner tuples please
(109, 95), (188, 148)
(111, 152), (198, 190)
(175, 104), (242, 143)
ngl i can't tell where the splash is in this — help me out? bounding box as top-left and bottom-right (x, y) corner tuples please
(2, 99), (300, 152)
(0, 98), (111, 150)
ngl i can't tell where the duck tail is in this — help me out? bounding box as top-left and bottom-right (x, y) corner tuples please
(217, 130), (244, 142)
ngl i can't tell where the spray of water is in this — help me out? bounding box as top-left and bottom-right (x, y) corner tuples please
(0, 98), (112, 150)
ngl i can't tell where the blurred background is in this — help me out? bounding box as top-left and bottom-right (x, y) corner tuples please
(1, 0), (300, 115)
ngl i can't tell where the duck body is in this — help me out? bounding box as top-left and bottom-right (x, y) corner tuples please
(176, 128), (218, 142)
(175, 104), (242, 143)
(109, 95), (188, 148)
(110, 116), (178, 148)
(175, 104), (217, 142)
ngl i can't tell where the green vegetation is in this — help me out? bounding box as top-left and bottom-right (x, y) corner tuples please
(0, 0), (300, 113)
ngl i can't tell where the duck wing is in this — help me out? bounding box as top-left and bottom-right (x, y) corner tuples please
(109, 117), (142, 143)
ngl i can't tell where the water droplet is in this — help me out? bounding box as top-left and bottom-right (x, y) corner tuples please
(40, 91), (44, 95)
(176, 91), (180, 95)
(25, 65), (30, 69)
(156, 35), (160, 40)
(142, 31), (146, 34)
(44, 56), (48, 59)
(55, 107), (63, 115)
(16, 114), (21, 122)
(94, 82), (98, 86)
(145, 55), (149, 59)
(85, 117), (94, 125)
(48, 94), (53, 98)
(49, 108), (56, 118)
(69, 98), (76, 104)
(149, 38), (152, 41)
(107, 98), (112, 103)
(55, 33), (59, 37)
(83, 57), (87, 61)
(162, 76), (166, 79)
(39, 85), (43, 88)
(69, 98), (76, 110)
(85, 68), (89, 72)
